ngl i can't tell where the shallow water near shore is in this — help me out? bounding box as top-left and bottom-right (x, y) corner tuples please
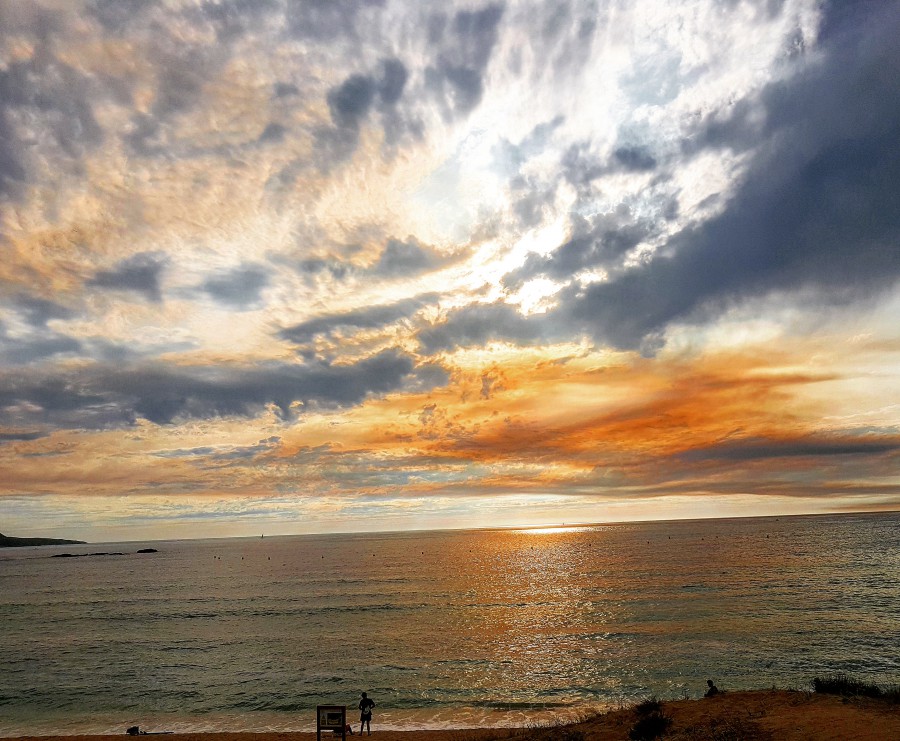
(1, 512), (898, 736)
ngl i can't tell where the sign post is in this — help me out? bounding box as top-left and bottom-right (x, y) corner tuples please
(316, 705), (347, 741)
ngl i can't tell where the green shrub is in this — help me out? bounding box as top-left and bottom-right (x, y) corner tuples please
(628, 710), (671, 740)
(813, 674), (883, 698)
(635, 696), (663, 716)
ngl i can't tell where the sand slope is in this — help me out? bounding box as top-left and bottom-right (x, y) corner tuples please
(571, 690), (900, 740)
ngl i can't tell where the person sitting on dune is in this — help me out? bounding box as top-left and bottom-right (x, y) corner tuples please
(705, 679), (720, 697)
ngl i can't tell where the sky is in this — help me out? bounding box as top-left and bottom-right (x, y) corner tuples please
(1, 0), (898, 542)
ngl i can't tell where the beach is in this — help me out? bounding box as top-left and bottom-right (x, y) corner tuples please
(6, 690), (900, 741)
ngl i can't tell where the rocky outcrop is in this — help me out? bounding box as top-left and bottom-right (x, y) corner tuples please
(0, 532), (86, 547)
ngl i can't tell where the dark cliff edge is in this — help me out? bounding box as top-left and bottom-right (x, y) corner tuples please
(0, 532), (87, 547)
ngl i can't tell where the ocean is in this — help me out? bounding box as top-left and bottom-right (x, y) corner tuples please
(1, 512), (898, 736)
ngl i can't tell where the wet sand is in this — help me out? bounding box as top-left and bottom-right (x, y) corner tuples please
(6, 690), (899, 741)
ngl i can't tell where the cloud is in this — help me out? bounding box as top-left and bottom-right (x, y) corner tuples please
(378, 58), (409, 107)
(328, 74), (377, 129)
(0, 430), (47, 442)
(612, 145), (657, 172)
(153, 436), (282, 463)
(200, 264), (270, 309)
(370, 238), (452, 277)
(561, 4), (900, 349)
(0, 30), (104, 198)
(0, 349), (420, 427)
(89, 0), (159, 32)
(285, 0), (386, 41)
(87, 253), (168, 303)
(680, 436), (900, 462)
(0, 334), (82, 366)
(2, 1), (898, 530)
(427, 4), (504, 117)
(280, 294), (438, 345)
(418, 301), (548, 354)
(504, 208), (655, 290)
(9, 295), (74, 327)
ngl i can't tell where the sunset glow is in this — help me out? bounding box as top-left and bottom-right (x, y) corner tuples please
(1, 0), (898, 541)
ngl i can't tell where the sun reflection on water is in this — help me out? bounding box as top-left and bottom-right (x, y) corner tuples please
(513, 525), (598, 535)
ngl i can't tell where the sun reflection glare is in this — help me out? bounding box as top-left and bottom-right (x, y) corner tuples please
(514, 525), (597, 535)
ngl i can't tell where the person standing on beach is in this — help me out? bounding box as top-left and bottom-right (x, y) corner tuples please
(359, 692), (375, 735)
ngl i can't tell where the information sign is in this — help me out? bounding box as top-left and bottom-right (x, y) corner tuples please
(316, 705), (347, 741)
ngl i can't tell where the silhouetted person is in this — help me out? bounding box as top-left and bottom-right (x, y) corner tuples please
(359, 692), (375, 735)
(705, 679), (719, 697)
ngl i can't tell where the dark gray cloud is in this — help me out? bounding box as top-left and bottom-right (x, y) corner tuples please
(0, 304), (83, 366)
(680, 436), (900, 463)
(561, 142), (605, 188)
(0, 430), (47, 442)
(0, 335), (82, 366)
(10, 295), (74, 327)
(378, 58), (409, 106)
(274, 81), (299, 98)
(258, 122), (287, 143)
(320, 58), (410, 160)
(200, 264), (270, 309)
(504, 209), (654, 290)
(0, 45), (104, 198)
(90, 0), (158, 32)
(559, 4), (900, 349)
(87, 253), (167, 302)
(152, 436), (281, 463)
(328, 74), (377, 129)
(0, 374), (116, 430)
(285, 0), (386, 41)
(0, 349), (423, 427)
(559, 139), (659, 192)
(612, 146), (657, 172)
(291, 256), (352, 281)
(126, 350), (415, 424)
(284, 237), (452, 284)
(0, 107), (26, 198)
(370, 238), (451, 277)
(427, 4), (504, 117)
(418, 301), (548, 354)
(194, 0), (281, 41)
(152, 52), (211, 117)
(280, 294), (438, 345)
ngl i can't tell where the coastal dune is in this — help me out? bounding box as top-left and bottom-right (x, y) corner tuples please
(7, 690), (899, 741)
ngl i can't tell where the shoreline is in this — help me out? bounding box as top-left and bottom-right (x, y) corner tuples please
(5, 690), (900, 741)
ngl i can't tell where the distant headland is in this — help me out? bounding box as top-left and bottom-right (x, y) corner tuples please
(0, 532), (87, 548)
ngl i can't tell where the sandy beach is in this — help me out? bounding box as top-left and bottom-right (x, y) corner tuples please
(6, 690), (899, 741)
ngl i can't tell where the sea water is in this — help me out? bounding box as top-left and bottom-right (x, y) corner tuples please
(1, 512), (898, 736)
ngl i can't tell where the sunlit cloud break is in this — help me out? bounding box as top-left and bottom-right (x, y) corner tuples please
(1, 0), (898, 541)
